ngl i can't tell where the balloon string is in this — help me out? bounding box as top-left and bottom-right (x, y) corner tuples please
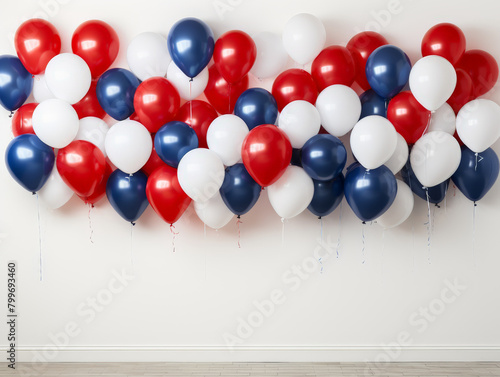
(203, 223), (207, 238)
(361, 222), (366, 264)
(36, 193), (43, 282)
(411, 215), (416, 272)
(189, 81), (193, 121)
(424, 188), (432, 264)
(319, 217), (323, 243)
(236, 216), (242, 248)
(381, 229), (386, 282)
(130, 222), (135, 267)
(472, 202), (477, 268)
(336, 202), (343, 259)
(88, 204), (94, 244)
(170, 224), (178, 252)
(228, 83), (232, 114)
(422, 110), (432, 137)
(281, 217), (285, 247)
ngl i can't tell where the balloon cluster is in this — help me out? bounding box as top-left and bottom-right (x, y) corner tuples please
(3, 15), (500, 230)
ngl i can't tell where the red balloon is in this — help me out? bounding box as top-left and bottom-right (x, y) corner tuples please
(14, 19), (61, 75)
(387, 91), (431, 144)
(56, 140), (107, 199)
(12, 103), (38, 137)
(73, 81), (106, 119)
(175, 100), (218, 148)
(204, 65), (249, 114)
(141, 134), (167, 176)
(241, 124), (292, 187)
(447, 68), (473, 114)
(457, 49), (499, 98)
(346, 31), (388, 91)
(129, 112), (141, 122)
(311, 46), (356, 91)
(79, 162), (113, 205)
(214, 30), (256, 84)
(272, 69), (318, 112)
(71, 20), (119, 78)
(146, 165), (191, 224)
(421, 23), (466, 66)
(133, 77), (181, 133)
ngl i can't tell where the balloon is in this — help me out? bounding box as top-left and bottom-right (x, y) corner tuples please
(96, 68), (140, 120)
(106, 170), (149, 223)
(5, 134), (54, 192)
(56, 140), (106, 198)
(167, 18), (214, 79)
(141, 135), (167, 176)
(346, 31), (388, 91)
(206, 114), (249, 166)
(301, 134), (347, 181)
(272, 69), (318, 111)
(401, 160), (449, 204)
(456, 99), (500, 153)
(33, 74), (55, 103)
(268, 166), (314, 219)
(409, 55), (457, 111)
(387, 91), (430, 144)
(175, 100), (218, 149)
(241, 124), (292, 187)
(452, 147), (499, 202)
(421, 23), (466, 65)
(32, 99), (80, 148)
(214, 30), (256, 84)
(177, 148), (225, 202)
(308, 174), (344, 218)
(45, 53), (92, 104)
(384, 133), (408, 175)
(428, 103), (456, 135)
(360, 89), (387, 119)
(0, 55), (33, 111)
(447, 68), (473, 114)
(311, 45), (356, 91)
(234, 88), (278, 130)
(457, 49), (499, 98)
(167, 62), (208, 100)
(194, 192), (234, 229)
(133, 77), (180, 133)
(38, 163), (74, 209)
(72, 20), (119, 78)
(74, 117), (109, 157)
(127, 32), (171, 81)
(291, 148), (302, 167)
(410, 131), (461, 187)
(250, 32), (288, 79)
(315, 84), (361, 137)
(365, 45), (411, 99)
(146, 165), (191, 224)
(14, 19), (61, 75)
(278, 100), (321, 148)
(282, 13), (326, 65)
(350, 115), (398, 170)
(73, 81), (106, 119)
(375, 180), (414, 229)
(155, 121), (198, 168)
(12, 102), (37, 137)
(344, 164), (397, 222)
(204, 65), (249, 114)
(81, 162), (112, 205)
(219, 163), (261, 216)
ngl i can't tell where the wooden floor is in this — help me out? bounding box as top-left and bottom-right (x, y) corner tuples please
(1, 362), (499, 376)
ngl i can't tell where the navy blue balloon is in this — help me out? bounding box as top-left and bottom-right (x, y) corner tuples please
(401, 160), (449, 204)
(308, 174), (344, 218)
(301, 134), (347, 181)
(360, 89), (387, 119)
(154, 121), (198, 168)
(291, 148), (302, 167)
(234, 88), (278, 130)
(106, 170), (149, 223)
(167, 18), (214, 79)
(365, 45), (411, 99)
(452, 147), (499, 202)
(344, 164), (397, 222)
(5, 134), (54, 192)
(0, 55), (33, 111)
(96, 68), (140, 120)
(220, 163), (261, 216)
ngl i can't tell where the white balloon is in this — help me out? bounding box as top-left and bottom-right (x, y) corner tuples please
(127, 32), (171, 81)
(167, 61), (208, 100)
(316, 85), (361, 137)
(251, 32), (288, 79)
(105, 120), (152, 174)
(409, 55), (457, 111)
(278, 100), (321, 148)
(194, 192), (234, 230)
(282, 13), (326, 65)
(376, 180), (414, 229)
(384, 133), (409, 174)
(45, 53), (91, 104)
(33, 74), (55, 103)
(456, 99), (500, 153)
(38, 164), (74, 209)
(410, 131), (461, 187)
(32, 99), (79, 148)
(428, 103), (456, 135)
(75, 117), (110, 157)
(268, 166), (314, 219)
(178, 149), (225, 202)
(206, 114), (249, 166)
(350, 115), (398, 170)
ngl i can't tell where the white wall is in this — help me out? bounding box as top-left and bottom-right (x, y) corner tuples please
(1, 0), (500, 363)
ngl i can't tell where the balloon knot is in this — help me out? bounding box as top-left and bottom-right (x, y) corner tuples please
(189, 77), (194, 82)
(131, 222), (136, 226)
(474, 202), (477, 207)
(32, 191), (36, 195)
(9, 111), (14, 118)
(318, 216), (322, 220)
(435, 203), (441, 208)
(237, 215), (241, 219)
(362, 221), (366, 225)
